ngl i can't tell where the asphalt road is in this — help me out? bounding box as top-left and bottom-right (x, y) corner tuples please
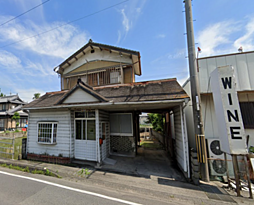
(0, 168), (173, 205)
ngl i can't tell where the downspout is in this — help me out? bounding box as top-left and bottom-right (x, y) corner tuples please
(69, 110), (72, 159)
(96, 109), (101, 164)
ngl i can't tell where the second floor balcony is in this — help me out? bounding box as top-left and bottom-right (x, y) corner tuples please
(61, 65), (134, 90)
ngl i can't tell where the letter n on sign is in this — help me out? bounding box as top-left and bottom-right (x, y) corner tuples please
(210, 65), (247, 155)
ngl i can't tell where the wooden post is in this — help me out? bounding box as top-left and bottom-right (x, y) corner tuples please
(232, 155), (241, 197)
(12, 133), (15, 160)
(244, 155), (253, 199)
(224, 153), (230, 188)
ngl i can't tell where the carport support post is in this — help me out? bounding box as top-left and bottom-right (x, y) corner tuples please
(184, 0), (209, 182)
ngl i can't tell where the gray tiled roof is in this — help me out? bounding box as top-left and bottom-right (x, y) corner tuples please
(56, 39), (140, 70)
(22, 78), (189, 109)
(94, 79), (188, 102)
(0, 95), (25, 104)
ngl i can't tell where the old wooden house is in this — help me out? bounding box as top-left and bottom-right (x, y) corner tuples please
(23, 40), (191, 178)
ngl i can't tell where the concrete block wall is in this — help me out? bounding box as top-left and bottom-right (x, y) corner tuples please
(110, 136), (135, 153)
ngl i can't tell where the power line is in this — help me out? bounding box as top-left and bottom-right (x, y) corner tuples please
(0, 0), (50, 27)
(0, 0), (129, 49)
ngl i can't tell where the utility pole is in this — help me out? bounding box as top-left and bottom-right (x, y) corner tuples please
(184, 0), (209, 182)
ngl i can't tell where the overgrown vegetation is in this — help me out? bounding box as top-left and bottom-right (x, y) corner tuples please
(146, 113), (164, 132)
(140, 140), (163, 149)
(12, 112), (20, 130)
(33, 93), (40, 100)
(77, 168), (91, 177)
(0, 163), (60, 178)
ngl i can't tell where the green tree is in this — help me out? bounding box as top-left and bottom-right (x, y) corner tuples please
(146, 113), (164, 132)
(33, 93), (40, 99)
(0, 89), (5, 97)
(12, 112), (20, 129)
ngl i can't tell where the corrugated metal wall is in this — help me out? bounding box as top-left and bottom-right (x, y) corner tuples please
(198, 52), (254, 93)
(173, 105), (189, 176)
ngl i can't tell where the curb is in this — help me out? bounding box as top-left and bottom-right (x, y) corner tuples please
(0, 159), (61, 178)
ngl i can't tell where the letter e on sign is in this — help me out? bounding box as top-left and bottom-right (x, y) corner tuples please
(210, 65), (247, 155)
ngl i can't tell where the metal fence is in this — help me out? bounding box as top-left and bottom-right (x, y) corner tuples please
(0, 132), (27, 160)
(0, 135), (15, 159)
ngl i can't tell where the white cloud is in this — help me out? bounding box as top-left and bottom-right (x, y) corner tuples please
(234, 18), (254, 51)
(13, 0), (45, 21)
(196, 21), (237, 56)
(121, 9), (130, 32)
(151, 48), (186, 64)
(157, 34), (166, 38)
(117, 30), (121, 44)
(15, 88), (46, 103)
(136, 8), (141, 13)
(196, 18), (254, 57)
(0, 17), (89, 59)
(117, 0), (146, 44)
(0, 49), (56, 77)
(0, 50), (22, 68)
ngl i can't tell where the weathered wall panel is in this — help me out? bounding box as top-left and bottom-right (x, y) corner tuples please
(27, 109), (71, 157)
(198, 52), (254, 93)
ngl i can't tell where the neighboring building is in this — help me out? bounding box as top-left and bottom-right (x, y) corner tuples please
(0, 95), (28, 131)
(23, 40), (191, 178)
(139, 113), (149, 126)
(183, 51), (254, 177)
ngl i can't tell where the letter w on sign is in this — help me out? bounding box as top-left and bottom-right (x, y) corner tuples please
(210, 65), (247, 155)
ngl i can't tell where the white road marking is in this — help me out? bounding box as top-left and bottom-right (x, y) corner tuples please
(0, 170), (142, 205)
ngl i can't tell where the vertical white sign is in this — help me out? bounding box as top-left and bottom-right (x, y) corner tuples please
(210, 66), (247, 155)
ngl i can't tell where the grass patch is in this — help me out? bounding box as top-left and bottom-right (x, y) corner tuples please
(0, 163), (60, 178)
(140, 140), (163, 149)
(139, 124), (152, 128)
(0, 137), (26, 159)
(77, 168), (91, 177)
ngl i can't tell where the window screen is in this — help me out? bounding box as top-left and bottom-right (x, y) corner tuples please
(120, 114), (132, 133)
(110, 114), (132, 135)
(110, 71), (119, 84)
(110, 114), (120, 133)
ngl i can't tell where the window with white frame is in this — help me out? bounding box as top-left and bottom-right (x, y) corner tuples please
(38, 122), (57, 144)
(75, 111), (96, 141)
(110, 113), (132, 136)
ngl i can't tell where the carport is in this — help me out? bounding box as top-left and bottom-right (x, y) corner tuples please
(94, 78), (190, 179)
(24, 78), (190, 179)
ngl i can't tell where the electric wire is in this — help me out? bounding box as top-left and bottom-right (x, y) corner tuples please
(0, 0), (129, 49)
(0, 0), (51, 27)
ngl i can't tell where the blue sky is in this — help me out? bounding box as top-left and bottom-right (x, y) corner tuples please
(0, 0), (254, 102)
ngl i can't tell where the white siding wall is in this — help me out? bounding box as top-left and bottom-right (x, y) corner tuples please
(63, 88), (99, 104)
(99, 110), (110, 161)
(184, 78), (254, 149)
(183, 80), (195, 149)
(27, 109), (71, 157)
(173, 105), (189, 177)
(63, 48), (132, 75)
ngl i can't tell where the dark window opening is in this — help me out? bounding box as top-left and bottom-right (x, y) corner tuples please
(239, 102), (254, 129)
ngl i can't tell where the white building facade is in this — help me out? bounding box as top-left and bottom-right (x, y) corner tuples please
(183, 51), (254, 176)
